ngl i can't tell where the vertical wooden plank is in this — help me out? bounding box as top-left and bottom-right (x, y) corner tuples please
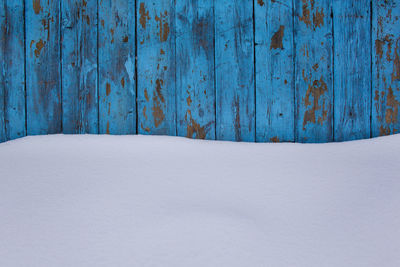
(216, 0), (254, 142)
(176, 0), (215, 140)
(62, 0), (98, 134)
(26, 0), (61, 135)
(0, 0), (5, 142)
(294, 0), (333, 143)
(137, 0), (176, 136)
(333, 0), (371, 141)
(255, 0), (294, 142)
(372, 0), (400, 137)
(3, 0), (26, 141)
(99, 0), (136, 135)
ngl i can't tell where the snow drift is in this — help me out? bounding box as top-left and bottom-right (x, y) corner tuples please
(0, 134), (399, 267)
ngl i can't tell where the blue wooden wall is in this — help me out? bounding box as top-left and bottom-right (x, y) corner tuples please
(1, 0), (399, 143)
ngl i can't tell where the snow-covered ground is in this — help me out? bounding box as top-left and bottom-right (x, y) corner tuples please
(0, 134), (399, 267)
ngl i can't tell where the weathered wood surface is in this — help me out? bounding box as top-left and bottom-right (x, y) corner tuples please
(176, 0), (215, 140)
(294, 0), (333, 143)
(2, 1), (26, 141)
(62, 0), (98, 134)
(333, 0), (372, 141)
(1, 0), (400, 144)
(137, 0), (176, 136)
(26, 0), (62, 135)
(255, 0), (294, 142)
(372, 0), (400, 137)
(99, 0), (136, 135)
(0, 0), (5, 142)
(216, 0), (254, 142)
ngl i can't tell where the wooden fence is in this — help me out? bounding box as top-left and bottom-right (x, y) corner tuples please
(0, 0), (399, 143)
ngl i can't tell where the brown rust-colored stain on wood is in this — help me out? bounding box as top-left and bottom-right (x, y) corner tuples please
(257, 0), (264, 6)
(233, 96), (241, 141)
(110, 28), (115, 44)
(312, 63), (319, 71)
(141, 123), (151, 133)
(143, 106), (148, 120)
(151, 93), (165, 128)
(185, 110), (206, 139)
(139, 3), (150, 29)
(299, 0), (312, 27)
(186, 94), (192, 107)
(144, 89), (149, 101)
(303, 77), (328, 129)
(106, 83), (111, 96)
(41, 16), (54, 41)
(270, 136), (280, 143)
(155, 12), (170, 42)
(379, 125), (391, 136)
(392, 40), (400, 81)
(313, 8), (324, 29)
(375, 35), (393, 60)
(155, 79), (165, 103)
(160, 49), (165, 55)
(151, 79), (166, 128)
(123, 36), (129, 43)
(299, 0), (323, 30)
(106, 122), (110, 134)
(121, 78), (125, 88)
(33, 0), (42, 14)
(375, 39), (385, 59)
(385, 86), (400, 124)
(34, 39), (45, 58)
(270, 25), (285, 50)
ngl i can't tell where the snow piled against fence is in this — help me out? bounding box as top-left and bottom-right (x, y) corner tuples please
(0, 134), (400, 267)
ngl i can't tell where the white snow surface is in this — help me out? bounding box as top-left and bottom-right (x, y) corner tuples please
(0, 134), (400, 267)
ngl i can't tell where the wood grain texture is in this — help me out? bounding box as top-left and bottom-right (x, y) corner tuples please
(294, 0), (333, 143)
(26, 0), (61, 135)
(137, 0), (176, 136)
(255, 0), (294, 142)
(99, 0), (136, 135)
(216, 0), (254, 142)
(2, 0), (400, 143)
(176, 0), (215, 140)
(61, 0), (98, 134)
(372, 0), (400, 137)
(333, 0), (371, 141)
(2, 0), (26, 141)
(0, 0), (6, 142)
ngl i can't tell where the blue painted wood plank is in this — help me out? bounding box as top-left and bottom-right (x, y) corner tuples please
(333, 0), (371, 141)
(255, 0), (294, 142)
(294, 0), (333, 143)
(137, 0), (176, 136)
(176, 0), (215, 140)
(0, 0), (6, 142)
(26, 0), (61, 135)
(372, 0), (400, 137)
(216, 0), (254, 142)
(3, 0), (26, 141)
(99, 0), (136, 135)
(61, 0), (98, 134)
